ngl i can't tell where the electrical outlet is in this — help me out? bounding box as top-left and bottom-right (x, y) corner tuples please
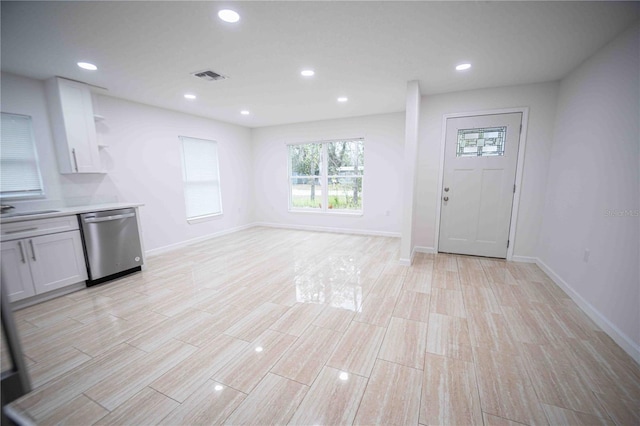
(583, 249), (590, 263)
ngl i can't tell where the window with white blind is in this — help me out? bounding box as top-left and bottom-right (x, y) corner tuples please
(0, 113), (45, 199)
(179, 136), (222, 222)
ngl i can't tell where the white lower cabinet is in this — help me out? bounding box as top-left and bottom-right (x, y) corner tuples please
(0, 231), (87, 302)
(1, 239), (36, 301)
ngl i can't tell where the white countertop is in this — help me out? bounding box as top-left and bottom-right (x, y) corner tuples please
(0, 203), (144, 224)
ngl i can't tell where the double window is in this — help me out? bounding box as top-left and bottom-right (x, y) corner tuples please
(0, 113), (45, 199)
(179, 136), (222, 222)
(288, 139), (364, 213)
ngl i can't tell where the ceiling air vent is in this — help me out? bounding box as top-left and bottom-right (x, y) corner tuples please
(191, 70), (228, 81)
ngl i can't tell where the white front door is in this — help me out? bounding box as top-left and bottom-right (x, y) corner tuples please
(438, 113), (522, 258)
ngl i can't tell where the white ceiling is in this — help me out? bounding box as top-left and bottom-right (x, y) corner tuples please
(2, 1), (638, 128)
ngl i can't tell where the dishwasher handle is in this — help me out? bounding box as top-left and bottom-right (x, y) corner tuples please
(83, 213), (135, 223)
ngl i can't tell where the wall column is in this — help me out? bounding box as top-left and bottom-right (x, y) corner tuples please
(400, 80), (420, 264)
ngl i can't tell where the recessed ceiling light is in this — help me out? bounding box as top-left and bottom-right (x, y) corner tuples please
(218, 9), (240, 23)
(184, 94), (196, 100)
(456, 63), (472, 71)
(77, 62), (97, 71)
(337, 97), (348, 102)
(240, 110), (250, 115)
(301, 69), (315, 77)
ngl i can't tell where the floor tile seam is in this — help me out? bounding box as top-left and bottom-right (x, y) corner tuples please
(14, 319), (42, 335)
(171, 331), (224, 349)
(267, 370), (313, 390)
(207, 366), (260, 396)
(589, 390), (624, 425)
(466, 343), (487, 425)
(508, 341), (553, 423)
(220, 330), (260, 344)
(203, 377), (250, 399)
(374, 356), (425, 373)
(493, 287), (538, 347)
(415, 342), (429, 425)
(344, 362), (372, 426)
(144, 384), (184, 405)
(84, 401), (111, 425)
(214, 392), (252, 425)
(224, 329), (302, 390)
(20, 312), (78, 327)
(322, 359), (373, 382)
(29, 361), (87, 392)
(471, 306), (520, 353)
(389, 314), (429, 327)
(481, 410), (529, 425)
(548, 396), (618, 424)
(268, 304), (327, 338)
(21, 317), (87, 343)
(368, 292), (400, 374)
(351, 315), (382, 328)
(81, 391), (112, 416)
(311, 311), (355, 334)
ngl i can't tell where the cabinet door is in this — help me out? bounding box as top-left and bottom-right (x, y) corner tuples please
(0, 241), (36, 302)
(58, 79), (101, 173)
(27, 231), (88, 294)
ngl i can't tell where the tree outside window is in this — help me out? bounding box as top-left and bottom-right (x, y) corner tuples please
(288, 139), (364, 212)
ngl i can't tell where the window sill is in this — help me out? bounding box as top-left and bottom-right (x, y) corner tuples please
(288, 209), (363, 217)
(187, 212), (223, 224)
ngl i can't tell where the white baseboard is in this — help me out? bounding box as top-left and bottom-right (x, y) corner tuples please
(536, 258), (640, 365)
(12, 282), (86, 310)
(400, 246), (436, 266)
(145, 223), (255, 257)
(511, 255), (537, 263)
(414, 246), (437, 254)
(254, 221), (401, 238)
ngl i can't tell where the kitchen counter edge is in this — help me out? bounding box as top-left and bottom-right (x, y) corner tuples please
(0, 203), (145, 224)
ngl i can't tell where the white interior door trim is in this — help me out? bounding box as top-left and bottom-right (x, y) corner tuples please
(433, 107), (529, 261)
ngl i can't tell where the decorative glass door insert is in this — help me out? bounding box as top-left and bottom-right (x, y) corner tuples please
(456, 126), (506, 157)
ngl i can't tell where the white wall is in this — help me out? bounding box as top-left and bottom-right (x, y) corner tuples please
(251, 113), (404, 236)
(0, 72), (253, 253)
(538, 24), (640, 351)
(414, 81), (560, 257)
(1, 73), (67, 204)
(93, 95), (253, 253)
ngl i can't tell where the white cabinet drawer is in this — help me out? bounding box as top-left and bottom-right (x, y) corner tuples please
(1, 215), (79, 242)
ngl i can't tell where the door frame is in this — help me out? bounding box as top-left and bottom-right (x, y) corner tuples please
(434, 107), (529, 261)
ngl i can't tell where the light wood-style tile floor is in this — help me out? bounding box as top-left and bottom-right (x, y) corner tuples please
(6, 227), (640, 425)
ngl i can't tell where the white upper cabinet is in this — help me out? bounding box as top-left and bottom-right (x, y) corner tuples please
(45, 77), (102, 174)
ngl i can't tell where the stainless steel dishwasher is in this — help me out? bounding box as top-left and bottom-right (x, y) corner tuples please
(80, 208), (143, 286)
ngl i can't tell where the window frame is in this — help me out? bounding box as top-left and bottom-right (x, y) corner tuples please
(0, 112), (45, 200)
(287, 138), (364, 215)
(178, 135), (223, 223)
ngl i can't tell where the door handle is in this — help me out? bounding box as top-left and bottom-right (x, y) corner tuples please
(29, 239), (36, 261)
(71, 148), (79, 172)
(17, 241), (26, 263)
(83, 213), (135, 223)
(443, 196), (449, 202)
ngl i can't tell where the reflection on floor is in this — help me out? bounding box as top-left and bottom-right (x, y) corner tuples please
(6, 227), (640, 425)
